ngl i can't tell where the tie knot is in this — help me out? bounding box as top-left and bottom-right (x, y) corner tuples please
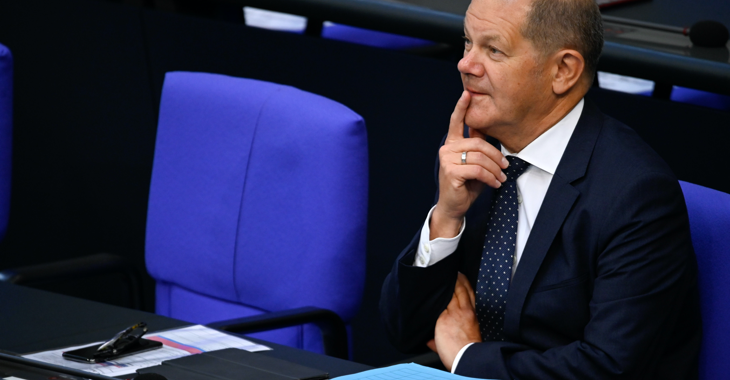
(504, 156), (529, 182)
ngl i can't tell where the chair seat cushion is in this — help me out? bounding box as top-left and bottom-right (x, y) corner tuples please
(156, 281), (324, 353)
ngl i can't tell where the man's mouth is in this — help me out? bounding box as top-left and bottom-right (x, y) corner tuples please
(466, 87), (488, 96)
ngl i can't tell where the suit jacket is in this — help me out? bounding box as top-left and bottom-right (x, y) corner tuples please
(380, 99), (701, 380)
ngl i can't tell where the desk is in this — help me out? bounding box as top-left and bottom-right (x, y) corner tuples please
(227, 0), (730, 95)
(0, 282), (371, 378)
(393, 0), (730, 30)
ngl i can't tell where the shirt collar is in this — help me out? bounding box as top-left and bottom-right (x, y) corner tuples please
(501, 99), (584, 175)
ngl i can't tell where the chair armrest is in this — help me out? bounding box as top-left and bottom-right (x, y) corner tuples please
(207, 306), (349, 360)
(0, 253), (142, 309)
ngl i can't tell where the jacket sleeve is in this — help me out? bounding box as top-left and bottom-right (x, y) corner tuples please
(379, 229), (462, 353)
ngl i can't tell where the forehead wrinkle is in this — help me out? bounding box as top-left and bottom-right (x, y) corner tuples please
(466, 0), (529, 37)
(465, 11), (522, 49)
(466, 20), (501, 44)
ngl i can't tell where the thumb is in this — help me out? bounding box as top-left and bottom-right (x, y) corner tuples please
(426, 339), (437, 352)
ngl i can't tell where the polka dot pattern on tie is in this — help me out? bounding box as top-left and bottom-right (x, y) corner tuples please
(475, 155), (529, 342)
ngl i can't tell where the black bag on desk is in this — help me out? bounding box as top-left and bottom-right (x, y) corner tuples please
(137, 348), (328, 380)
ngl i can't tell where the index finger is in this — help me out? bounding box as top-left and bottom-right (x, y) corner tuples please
(447, 91), (471, 141)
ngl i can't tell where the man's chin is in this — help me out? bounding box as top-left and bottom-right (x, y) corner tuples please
(464, 113), (493, 132)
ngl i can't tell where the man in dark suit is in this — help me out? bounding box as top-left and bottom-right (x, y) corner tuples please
(379, 0), (701, 378)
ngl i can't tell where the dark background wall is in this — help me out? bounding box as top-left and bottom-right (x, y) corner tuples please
(0, 0), (728, 367)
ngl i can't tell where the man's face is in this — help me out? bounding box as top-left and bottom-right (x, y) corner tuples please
(459, 0), (553, 137)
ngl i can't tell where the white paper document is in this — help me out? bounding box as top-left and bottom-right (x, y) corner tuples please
(23, 325), (270, 377)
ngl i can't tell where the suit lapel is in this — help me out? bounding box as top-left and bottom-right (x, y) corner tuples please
(503, 100), (604, 338)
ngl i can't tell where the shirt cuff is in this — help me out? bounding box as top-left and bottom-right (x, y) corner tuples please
(451, 342), (475, 374)
(413, 206), (465, 267)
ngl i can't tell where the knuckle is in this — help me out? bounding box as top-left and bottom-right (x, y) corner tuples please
(438, 145), (451, 157)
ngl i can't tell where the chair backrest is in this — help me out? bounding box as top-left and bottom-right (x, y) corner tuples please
(679, 181), (730, 380)
(146, 72), (368, 353)
(321, 23), (435, 50)
(0, 43), (13, 241)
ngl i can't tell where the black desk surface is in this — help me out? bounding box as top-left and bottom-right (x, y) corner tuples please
(391, 0), (469, 15)
(0, 282), (372, 378)
(392, 0), (730, 30)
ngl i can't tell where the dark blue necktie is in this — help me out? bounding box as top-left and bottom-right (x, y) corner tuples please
(475, 156), (529, 341)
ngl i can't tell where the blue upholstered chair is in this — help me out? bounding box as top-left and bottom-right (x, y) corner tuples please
(671, 87), (730, 111)
(146, 72), (368, 357)
(679, 181), (730, 380)
(321, 23), (435, 50)
(0, 43), (13, 241)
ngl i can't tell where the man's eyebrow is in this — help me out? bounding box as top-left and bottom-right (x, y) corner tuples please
(463, 27), (500, 42)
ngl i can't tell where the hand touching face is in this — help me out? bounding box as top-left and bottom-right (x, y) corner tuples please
(430, 91), (508, 240)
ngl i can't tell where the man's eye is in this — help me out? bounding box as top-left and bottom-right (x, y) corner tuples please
(490, 47), (502, 55)
(462, 36), (472, 46)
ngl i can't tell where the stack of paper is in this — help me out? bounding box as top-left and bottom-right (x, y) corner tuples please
(23, 325), (270, 377)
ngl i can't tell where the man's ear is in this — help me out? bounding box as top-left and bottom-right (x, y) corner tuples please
(551, 49), (585, 95)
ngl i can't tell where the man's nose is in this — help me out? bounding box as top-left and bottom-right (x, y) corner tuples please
(458, 50), (485, 78)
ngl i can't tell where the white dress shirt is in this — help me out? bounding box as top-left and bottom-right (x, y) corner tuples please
(413, 99), (584, 372)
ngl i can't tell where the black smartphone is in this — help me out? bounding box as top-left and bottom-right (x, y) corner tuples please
(62, 339), (163, 363)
